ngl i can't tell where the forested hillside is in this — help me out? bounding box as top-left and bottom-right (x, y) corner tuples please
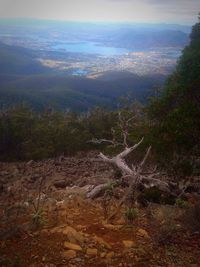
(148, 14), (200, 172)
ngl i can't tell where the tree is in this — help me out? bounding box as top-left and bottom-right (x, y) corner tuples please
(148, 14), (200, 170)
(89, 112), (173, 221)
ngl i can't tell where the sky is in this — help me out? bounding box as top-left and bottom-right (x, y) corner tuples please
(0, 0), (200, 25)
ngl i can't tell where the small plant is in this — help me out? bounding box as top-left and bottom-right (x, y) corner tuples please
(124, 207), (139, 224)
(29, 175), (49, 229)
(31, 208), (47, 228)
(175, 198), (190, 209)
(105, 182), (114, 196)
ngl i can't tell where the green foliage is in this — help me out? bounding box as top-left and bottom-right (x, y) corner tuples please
(175, 198), (190, 209)
(0, 102), (148, 161)
(31, 208), (47, 228)
(124, 207), (139, 224)
(147, 15), (200, 170)
(138, 187), (162, 205)
(105, 182), (114, 196)
(0, 106), (117, 160)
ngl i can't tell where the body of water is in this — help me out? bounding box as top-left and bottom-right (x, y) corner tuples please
(72, 69), (89, 76)
(52, 41), (129, 56)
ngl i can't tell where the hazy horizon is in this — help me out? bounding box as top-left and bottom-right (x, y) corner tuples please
(0, 0), (200, 25)
(0, 17), (194, 27)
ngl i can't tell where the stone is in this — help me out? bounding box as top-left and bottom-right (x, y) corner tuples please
(103, 223), (123, 231)
(27, 160), (34, 166)
(94, 236), (112, 249)
(106, 252), (115, 258)
(63, 250), (76, 259)
(122, 240), (135, 248)
(64, 241), (82, 251)
(62, 226), (84, 244)
(86, 248), (98, 256)
(137, 229), (150, 238)
(54, 180), (69, 188)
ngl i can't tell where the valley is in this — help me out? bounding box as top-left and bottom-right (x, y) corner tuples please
(0, 19), (189, 77)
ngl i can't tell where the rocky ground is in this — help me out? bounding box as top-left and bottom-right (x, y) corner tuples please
(0, 153), (200, 267)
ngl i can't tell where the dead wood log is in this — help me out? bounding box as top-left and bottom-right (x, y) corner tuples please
(86, 184), (107, 199)
(89, 112), (176, 221)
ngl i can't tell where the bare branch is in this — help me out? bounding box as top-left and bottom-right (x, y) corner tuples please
(118, 137), (144, 158)
(118, 112), (137, 148)
(99, 152), (113, 163)
(88, 138), (116, 145)
(138, 146), (152, 170)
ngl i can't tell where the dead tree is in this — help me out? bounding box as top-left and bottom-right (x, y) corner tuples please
(89, 112), (172, 221)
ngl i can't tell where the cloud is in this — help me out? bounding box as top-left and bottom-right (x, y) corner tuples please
(0, 0), (199, 24)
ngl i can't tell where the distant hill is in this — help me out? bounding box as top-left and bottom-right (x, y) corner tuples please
(0, 42), (51, 75)
(0, 19), (190, 50)
(0, 42), (166, 111)
(0, 73), (165, 111)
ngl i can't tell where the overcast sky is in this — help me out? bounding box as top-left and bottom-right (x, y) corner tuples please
(0, 0), (200, 25)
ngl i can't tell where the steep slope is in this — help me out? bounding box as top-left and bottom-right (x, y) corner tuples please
(0, 73), (164, 111)
(0, 42), (50, 75)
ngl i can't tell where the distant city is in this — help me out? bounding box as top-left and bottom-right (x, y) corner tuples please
(0, 20), (189, 78)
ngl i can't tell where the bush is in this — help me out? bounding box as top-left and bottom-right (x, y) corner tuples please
(124, 207), (139, 224)
(138, 187), (162, 206)
(105, 182), (114, 196)
(175, 198), (190, 209)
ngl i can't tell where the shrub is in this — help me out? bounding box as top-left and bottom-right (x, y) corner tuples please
(105, 182), (114, 196)
(138, 187), (162, 206)
(31, 208), (47, 229)
(175, 198), (190, 209)
(124, 207), (139, 224)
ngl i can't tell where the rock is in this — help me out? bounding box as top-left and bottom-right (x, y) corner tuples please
(122, 240), (135, 248)
(62, 226), (84, 244)
(54, 180), (70, 188)
(63, 250), (76, 259)
(116, 217), (125, 225)
(103, 223), (123, 231)
(86, 184), (106, 198)
(137, 229), (150, 238)
(27, 160), (34, 166)
(64, 241), (82, 251)
(93, 236), (112, 249)
(86, 248), (98, 257)
(74, 258), (82, 262)
(106, 252), (115, 258)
